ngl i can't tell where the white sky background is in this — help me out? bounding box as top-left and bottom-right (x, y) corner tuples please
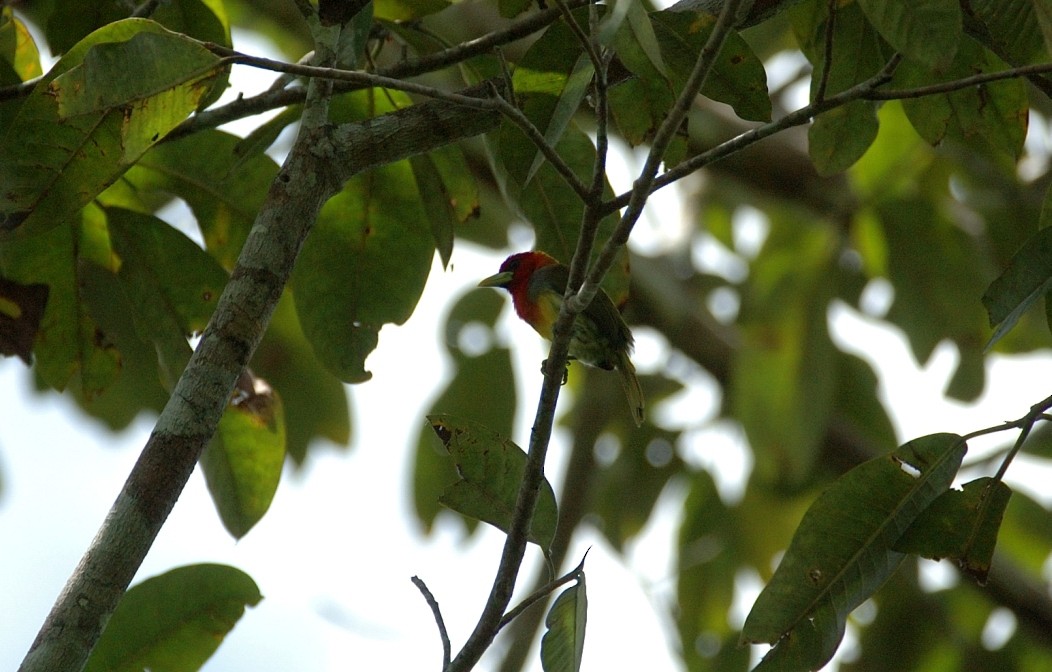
(4, 21), (1052, 672)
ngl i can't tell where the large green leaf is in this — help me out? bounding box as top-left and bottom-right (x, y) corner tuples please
(541, 578), (588, 672)
(742, 433), (967, 670)
(107, 207), (228, 388)
(427, 414), (558, 553)
(84, 564), (261, 672)
(0, 19), (221, 238)
(201, 375), (286, 539)
(857, 0), (962, 69)
(292, 159), (434, 384)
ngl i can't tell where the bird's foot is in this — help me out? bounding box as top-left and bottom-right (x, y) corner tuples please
(540, 359), (571, 385)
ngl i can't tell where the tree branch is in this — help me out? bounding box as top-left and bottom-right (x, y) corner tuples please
(411, 576), (452, 670)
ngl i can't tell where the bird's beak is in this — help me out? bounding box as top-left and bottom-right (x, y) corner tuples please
(477, 271), (513, 288)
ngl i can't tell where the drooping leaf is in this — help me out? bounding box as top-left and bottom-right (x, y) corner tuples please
(84, 564), (262, 672)
(791, 1), (885, 175)
(541, 578), (588, 672)
(413, 290), (515, 535)
(201, 373), (286, 539)
(982, 226), (1052, 350)
(409, 144), (479, 268)
(857, 0), (962, 69)
(427, 414), (557, 552)
(893, 477), (1012, 584)
(742, 433), (968, 670)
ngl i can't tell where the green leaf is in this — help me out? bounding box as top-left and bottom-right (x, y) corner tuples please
(541, 578), (588, 672)
(293, 160), (434, 384)
(201, 375), (286, 539)
(857, 0), (962, 69)
(741, 433), (967, 669)
(982, 226), (1052, 350)
(409, 144), (479, 268)
(107, 207), (228, 388)
(373, 0), (451, 21)
(897, 37), (1028, 158)
(792, 1), (885, 174)
(0, 19), (206, 238)
(84, 563), (262, 672)
(115, 130), (280, 269)
(427, 414), (558, 552)
(893, 477), (1012, 584)
(965, 0), (1051, 68)
(0, 9), (43, 80)
(650, 10), (771, 123)
(50, 30), (222, 158)
(1034, 0), (1052, 58)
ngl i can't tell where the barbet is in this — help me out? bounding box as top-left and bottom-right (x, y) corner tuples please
(479, 251), (644, 426)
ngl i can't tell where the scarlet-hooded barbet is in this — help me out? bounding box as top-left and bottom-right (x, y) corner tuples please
(478, 251), (645, 426)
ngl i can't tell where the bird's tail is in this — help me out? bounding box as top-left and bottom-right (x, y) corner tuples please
(616, 352), (645, 427)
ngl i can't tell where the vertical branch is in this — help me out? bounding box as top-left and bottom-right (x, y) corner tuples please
(569, 0), (747, 313)
(814, 0), (838, 103)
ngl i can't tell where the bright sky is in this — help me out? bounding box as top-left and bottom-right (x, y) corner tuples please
(4, 20), (1052, 672)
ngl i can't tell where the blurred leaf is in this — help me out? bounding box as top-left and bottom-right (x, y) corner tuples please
(252, 290), (350, 465)
(201, 373), (286, 539)
(541, 578), (588, 672)
(0, 9), (42, 80)
(732, 220), (839, 486)
(84, 564), (261, 672)
(590, 427), (684, 549)
(893, 477), (1011, 583)
(374, 0), (451, 21)
(428, 414), (558, 553)
(413, 289), (515, 534)
(0, 276), (48, 364)
(983, 226), (1052, 350)
(499, 0), (534, 19)
(742, 433), (967, 669)
(896, 37), (1028, 159)
(995, 489), (1052, 575)
(857, 0), (962, 69)
(832, 352), (898, 452)
(0, 19), (206, 238)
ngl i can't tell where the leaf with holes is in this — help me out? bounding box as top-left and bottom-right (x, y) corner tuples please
(742, 433), (967, 670)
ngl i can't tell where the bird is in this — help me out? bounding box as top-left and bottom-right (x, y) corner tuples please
(478, 251), (645, 426)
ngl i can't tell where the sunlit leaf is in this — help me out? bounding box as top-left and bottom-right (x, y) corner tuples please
(541, 578), (588, 672)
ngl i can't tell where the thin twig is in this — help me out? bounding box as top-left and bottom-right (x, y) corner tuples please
(496, 552), (589, 632)
(569, 0), (747, 314)
(411, 576), (452, 670)
(814, 0), (838, 103)
(206, 47), (503, 111)
(862, 62), (1052, 100)
(553, 0), (603, 73)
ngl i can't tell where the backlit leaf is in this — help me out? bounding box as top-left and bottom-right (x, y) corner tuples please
(541, 578), (588, 672)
